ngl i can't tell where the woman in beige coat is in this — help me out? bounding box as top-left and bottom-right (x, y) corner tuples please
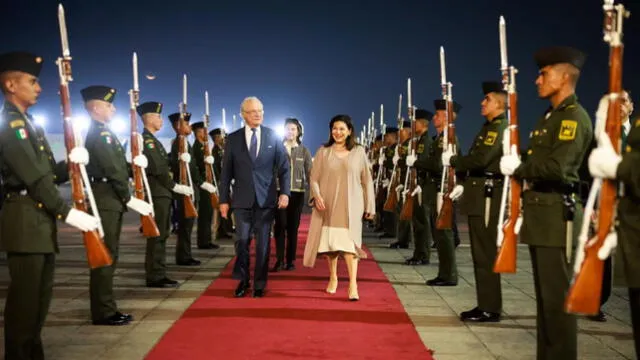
(303, 114), (375, 301)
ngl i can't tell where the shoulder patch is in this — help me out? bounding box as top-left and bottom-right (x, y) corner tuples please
(558, 120), (577, 141)
(9, 119), (25, 128)
(147, 142), (155, 149)
(635, 118), (640, 128)
(484, 131), (497, 145)
(100, 131), (111, 136)
(16, 128), (28, 140)
(144, 139), (154, 143)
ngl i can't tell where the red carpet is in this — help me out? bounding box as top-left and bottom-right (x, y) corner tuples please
(145, 215), (434, 359)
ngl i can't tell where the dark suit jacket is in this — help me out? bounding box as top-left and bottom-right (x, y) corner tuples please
(220, 125), (290, 208)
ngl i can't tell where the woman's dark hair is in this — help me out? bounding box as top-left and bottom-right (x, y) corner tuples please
(323, 114), (356, 150)
(283, 117), (303, 144)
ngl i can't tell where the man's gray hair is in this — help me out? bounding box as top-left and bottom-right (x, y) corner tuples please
(240, 96), (262, 112)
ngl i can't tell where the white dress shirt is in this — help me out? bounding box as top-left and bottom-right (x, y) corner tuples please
(623, 118), (631, 137)
(245, 125), (261, 157)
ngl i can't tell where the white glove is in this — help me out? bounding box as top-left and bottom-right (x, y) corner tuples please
(597, 232), (618, 260)
(133, 154), (148, 169)
(411, 184), (422, 197)
(406, 154), (417, 167)
(200, 182), (217, 193)
(180, 152), (191, 163)
(382, 179), (390, 188)
(514, 216), (523, 235)
(449, 184), (464, 200)
(395, 184), (404, 193)
(69, 147), (89, 165)
(392, 151), (400, 166)
(441, 145), (454, 166)
(204, 155), (214, 165)
(594, 95), (609, 142)
(172, 184), (193, 195)
(378, 154), (385, 166)
(500, 145), (521, 175)
(126, 197), (153, 216)
(64, 208), (100, 232)
(588, 135), (622, 179)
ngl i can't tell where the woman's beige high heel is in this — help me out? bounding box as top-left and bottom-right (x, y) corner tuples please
(348, 284), (359, 301)
(326, 278), (338, 294)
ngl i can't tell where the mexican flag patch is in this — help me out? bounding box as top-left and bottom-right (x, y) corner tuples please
(103, 135), (112, 144)
(16, 128), (28, 139)
(147, 142), (155, 149)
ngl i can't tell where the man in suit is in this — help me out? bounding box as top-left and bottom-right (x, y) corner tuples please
(219, 96), (290, 298)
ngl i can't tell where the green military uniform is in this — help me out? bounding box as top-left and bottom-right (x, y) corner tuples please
(210, 129), (229, 238)
(395, 124), (412, 248)
(381, 132), (398, 238)
(424, 99), (462, 285)
(0, 52), (72, 359)
(615, 119), (640, 356)
(169, 112), (201, 265)
(191, 122), (214, 249)
(408, 110), (434, 264)
(512, 47), (591, 360)
(451, 82), (507, 315)
(81, 86), (133, 323)
(138, 101), (177, 286)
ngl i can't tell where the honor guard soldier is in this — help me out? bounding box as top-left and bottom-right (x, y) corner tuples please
(404, 109), (434, 265)
(210, 128), (232, 239)
(442, 81), (507, 321)
(500, 46), (592, 359)
(0, 52), (99, 359)
(138, 102), (192, 287)
(391, 121), (413, 250)
(191, 121), (219, 250)
(81, 85), (154, 325)
(381, 127), (399, 240)
(589, 96), (640, 358)
(169, 112), (202, 266)
(424, 100), (461, 286)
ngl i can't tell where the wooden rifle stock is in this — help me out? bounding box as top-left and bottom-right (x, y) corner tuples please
(399, 176), (415, 220)
(383, 165), (399, 211)
(565, 39), (624, 315)
(494, 88), (521, 273)
(179, 134), (198, 218)
(129, 100), (160, 238)
(58, 62), (112, 269)
(436, 101), (456, 229)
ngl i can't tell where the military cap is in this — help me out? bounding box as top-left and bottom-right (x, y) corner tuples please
(482, 81), (506, 95)
(375, 134), (382, 141)
(191, 121), (205, 130)
(434, 99), (462, 113)
(414, 109), (434, 121)
(534, 46), (586, 70)
(81, 85), (117, 103)
(168, 112), (192, 123)
(401, 120), (411, 128)
(385, 127), (399, 134)
(209, 128), (223, 137)
(136, 101), (163, 116)
(0, 52), (43, 77)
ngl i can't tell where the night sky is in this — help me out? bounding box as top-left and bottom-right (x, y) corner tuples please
(2, 0), (639, 151)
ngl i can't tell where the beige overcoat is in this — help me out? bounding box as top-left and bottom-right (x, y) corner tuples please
(303, 145), (375, 267)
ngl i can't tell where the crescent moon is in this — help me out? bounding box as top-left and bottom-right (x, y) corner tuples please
(145, 73), (156, 80)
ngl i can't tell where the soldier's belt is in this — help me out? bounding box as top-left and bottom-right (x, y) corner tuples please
(531, 181), (578, 195)
(467, 171), (503, 180)
(89, 177), (109, 183)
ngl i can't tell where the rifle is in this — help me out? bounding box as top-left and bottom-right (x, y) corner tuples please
(494, 16), (522, 274)
(383, 94), (403, 212)
(565, 0), (629, 315)
(400, 79), (417, 220)
(129, 52), (160, 237)
(56, 4), (112, 269)
(203, 91), (220, 208)
(435, 47), (457, 229)
(179, 74), (198, 219)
